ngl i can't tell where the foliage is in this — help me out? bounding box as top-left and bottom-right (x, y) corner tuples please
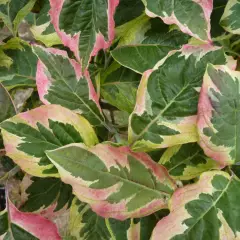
(0, 0), (240, 239)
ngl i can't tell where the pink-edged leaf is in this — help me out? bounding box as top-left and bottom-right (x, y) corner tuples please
(0, 104), (98, 177)
(33, 45), (105, 127)
(0, 199), (61, 239)
(49, 0), (119, 70)
(129, 44), (229, 151)
(9, 201), (61, 239)
(46, 143), (176, 220)
(144, 0), (213, 42)
(198, 64), (240, 166)
(151, 171), (240, 239)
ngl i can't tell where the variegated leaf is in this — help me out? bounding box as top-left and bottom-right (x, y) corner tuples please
(198, 64), (240, 166)
(0, 200), (61, 239)
(0, 104), (98, 177)
(33, 45), (105, 127)
(46, 143), (176, 220)
(159, 143), (219, 180)
(67, 197), (167, 240)
(67, 197), (131, 240)
(49, 0), (119, 70)
(0, 44), (37, 89)
(220, 0), (240, 35)
(152, 171), (240, 240)
(0, 82), (16, 123)
(0, 0), (37, 34)
(20, 175), (73, 213)
(29, 0), (61, 47)
(129, 44), (228, 151)
(111, 45), (173, 74)
(144, 0), (213, 42)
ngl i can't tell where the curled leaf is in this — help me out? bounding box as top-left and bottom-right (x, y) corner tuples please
(0, 199), (61, 239)
(198, 64), (240, 166)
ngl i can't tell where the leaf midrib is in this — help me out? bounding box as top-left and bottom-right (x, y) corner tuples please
(50, 153), (172, 198)
(168, 150), (201, 172)
(42, 53), (105, 126)
(132, 82), (190, 143)
(182, 176), (233, 237)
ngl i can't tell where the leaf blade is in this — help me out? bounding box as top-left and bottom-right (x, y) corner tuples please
(220, 0), (240, 35)
(144, 0), (213, 42)
(49, 0), (119, 70)
(129, 44), (228, 151)
(33, 45), (105, 127)
(46, 143), (176, 220)
(0, 105), (98, 177)
(152, 171), (240, 240)
(198, 64), (240, 166)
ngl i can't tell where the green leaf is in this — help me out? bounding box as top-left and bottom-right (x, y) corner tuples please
(46, 143), (176, 220)
(220, 0), (240, 35)
(11, 87), (34, 113)
(159, 143), (219, 180)
(0, 104), (98, 177)
(111, 45), (173, 74)
(0, 82), (16, 123)
(101, 66), (141, 113)
(0, 44), (37, 89)
(142, 28), (190, 47)
(0, 49), (12, 68)
(49, 0), (119, 70)
(0, 37), (27, 68)
(114, 0), (144, 27)
(211, 0), (228, 38)
(0, 0), (37, 35)
(0, 199), (61, 239)
(144, 0), (212, 42)
(33, 45), (105, 127)
(152, 171), (240, 240)
(115, 14), (150, 46)
(0, 209), (8, 237)
(20, 175), (73, 212)
(198, 64), (240, 166)
(129, 44), (228, 151)
(0, 0), (9, 4)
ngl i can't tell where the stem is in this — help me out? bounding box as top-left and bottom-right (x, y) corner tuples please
(231, 39), (240, 49)
(0, 166), (20, 185)
(104, 51), (112, 70)
(105, 219), (116, 240)
(225, 50), (240, 58)
(212, 33), (233, 42)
